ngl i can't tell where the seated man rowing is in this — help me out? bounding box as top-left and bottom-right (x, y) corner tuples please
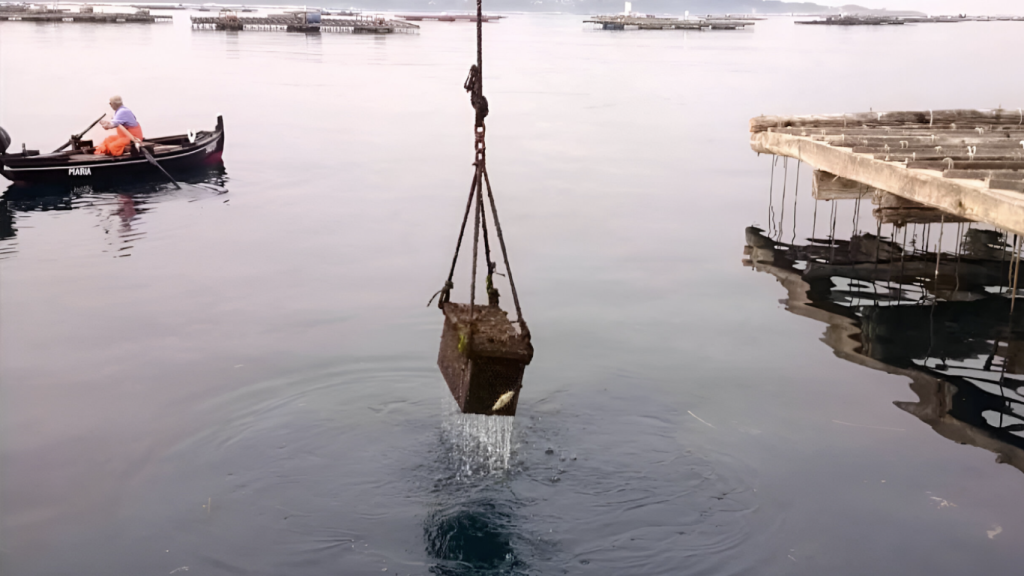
(94, 95), (144, 157)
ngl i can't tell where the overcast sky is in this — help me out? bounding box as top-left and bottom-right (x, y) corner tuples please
(851, 0), (1022, 14)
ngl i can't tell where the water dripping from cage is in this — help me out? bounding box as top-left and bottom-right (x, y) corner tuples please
(438, 395), (519, 481)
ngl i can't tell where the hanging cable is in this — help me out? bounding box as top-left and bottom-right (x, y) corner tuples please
(768, 156), (777, 238)
(811, 198), (819, 240)
(1012, 235), (1022, 313)
(776, 157), (788, 242)
(790, 160), (800, 244)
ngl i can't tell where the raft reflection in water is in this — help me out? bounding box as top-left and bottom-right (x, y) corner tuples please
(744, 205), (1024, 473)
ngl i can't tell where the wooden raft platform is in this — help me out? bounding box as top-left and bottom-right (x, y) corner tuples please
(2, 9), (170, 23)
(750, 109), (1024, 234)
(584, 15), (754, 30)
(796, 16), (905, 25)
(394, 13), (504, 22)
(190, 14), (419, 34)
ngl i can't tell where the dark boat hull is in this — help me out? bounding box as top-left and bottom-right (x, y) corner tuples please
(0, 116), (225, 186)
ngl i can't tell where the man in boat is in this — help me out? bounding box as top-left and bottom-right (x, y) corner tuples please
(94, 96), (144, 157)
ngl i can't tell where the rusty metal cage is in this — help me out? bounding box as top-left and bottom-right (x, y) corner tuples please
(437, 303), (532, 416)
(432, 0), (532, 417)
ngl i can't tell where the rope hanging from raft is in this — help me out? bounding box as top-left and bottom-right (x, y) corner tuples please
(431, 0), (527, 337)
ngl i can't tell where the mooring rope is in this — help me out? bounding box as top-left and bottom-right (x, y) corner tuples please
(934, 215), (945, 285)
(852, 192), (862, 234)
(777, 157), (788, 242)
(790, 160), (800, 244)
(768, 156), (777, 238)
(952, 222), (963, 295)
(811, 198), (819, 240)
(1009, 234), (1019, 291)
(898, 224), (908, 305)
(829, 199), (838, 262)
(1012, 235), (1022, 313)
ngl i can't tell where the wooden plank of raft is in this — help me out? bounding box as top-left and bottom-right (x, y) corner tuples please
(752, 109), (1024, 133)
(820, 136), (1024, 147)
(991, 180), (1024, 192)
(853, 144), (1024, 152)
(874, 154), (1022, 162)
(773, 128), (1024, 137)
(908, 160), (1024, 170)
(944, 170), (1024, 180)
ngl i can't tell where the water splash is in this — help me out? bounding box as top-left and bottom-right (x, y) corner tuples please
(439, 397), (517, 480)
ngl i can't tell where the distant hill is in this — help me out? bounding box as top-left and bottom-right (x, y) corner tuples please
(332, 0), (924, 16)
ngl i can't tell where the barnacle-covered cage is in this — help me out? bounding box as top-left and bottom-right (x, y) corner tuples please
(438, 303), (533, 416)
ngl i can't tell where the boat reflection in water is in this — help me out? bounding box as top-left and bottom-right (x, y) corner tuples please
(744, 179), (1024, 473)
(0, 163), (227, 259)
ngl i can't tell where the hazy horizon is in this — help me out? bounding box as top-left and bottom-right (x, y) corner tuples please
(95, 0), (1024, 14)
(848, 0), (1020, 14)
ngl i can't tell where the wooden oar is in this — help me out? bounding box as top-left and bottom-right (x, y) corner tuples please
(53, 114), (106, 153)
(119, 126), (181, 189)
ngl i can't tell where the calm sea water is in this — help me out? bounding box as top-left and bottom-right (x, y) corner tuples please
(3, 11), (1024, 576)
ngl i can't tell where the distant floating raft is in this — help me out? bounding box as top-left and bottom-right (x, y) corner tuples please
(583, 14), (755, 30)
(795, 16), (905, 25)
(437, 303), (533, 416)
(190, 12), (419, 34)
(395, 12), (505, 22)
(1, 7), (170, 23)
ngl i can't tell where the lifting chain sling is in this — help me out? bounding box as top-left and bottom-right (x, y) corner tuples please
(430, 0), (528, 339)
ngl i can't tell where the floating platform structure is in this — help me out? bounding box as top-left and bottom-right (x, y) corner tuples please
(750, 109), (1024, 235)
(190, 12), (419, 33)
(585, 14), (754, 30)
(797, 14), (1024, 25)
(394, 12), (504, 22)
(1, 6), (170, 23)
(796, 15), (904, 25)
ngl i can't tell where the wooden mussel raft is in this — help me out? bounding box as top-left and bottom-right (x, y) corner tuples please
(190, 11), (419, 34)
(1, 5), (171, 23)
(430, 0), (532, 417)
(750, 109), (1024, 235)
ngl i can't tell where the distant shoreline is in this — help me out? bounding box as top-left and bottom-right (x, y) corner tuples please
(8, 1), (1023, 17)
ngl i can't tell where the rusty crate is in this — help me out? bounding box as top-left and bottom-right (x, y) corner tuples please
(437, 302), (533, 416)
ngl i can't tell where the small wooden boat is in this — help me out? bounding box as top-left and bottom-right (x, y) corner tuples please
(0, 116), (225, 186)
